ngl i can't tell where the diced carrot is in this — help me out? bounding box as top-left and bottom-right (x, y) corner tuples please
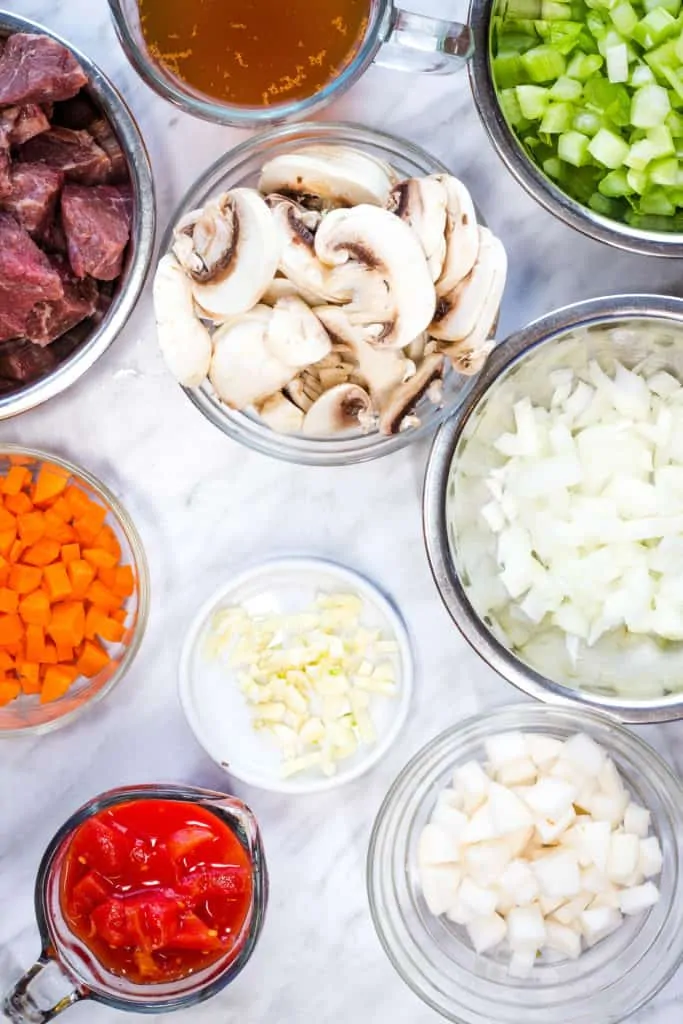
(0, 587), (18, 613)
(65, 486), (94, 518)
(96, 616), (125, 643)
(25, 623), (45, 661)
(67, 559), (95, 598)
(111, 608), (127, 624)
(83, 547), (118, 571)
(48, 601), (85, 648)
(43, 563), (72, 601)
(19, 589), (50, 626)
(5, 492), (32, 515)
(0, 651), (13, 671)
(61, 543), (80, 565)
(74, 506), (108, 546)
(0, 507), (16, 531)
(76, 639), (111, 678)
(51, 496), (73, 522)
(9, 539), (28, 563)
(0, 528), (16, 556)
(56, 642), (74, 662)
(0, 680), (20, 705)
(18, 662), (41, 694)
(0, 613), (23, 644)
(23, 539), (61, 567)
(3, 466), (30, 495)
(17, 511), (45, 545)
(41, 665), (78, 703)
(33, 465), (69, 506)
(98, 566), (117, 588)
(112, 565), (135, 598)
(0, 556), (9, 586)
(94, 525), (121, 560)
(85, 580), (121, 612)
(40, 640), (58, 664)
(10, 565), (42, 596)
(43, 511), (76, 544)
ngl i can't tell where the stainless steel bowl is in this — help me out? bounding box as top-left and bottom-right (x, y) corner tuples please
(0, 11), (155, 418)
(423, 293), (683, 723)
(468, 0), (683, 257)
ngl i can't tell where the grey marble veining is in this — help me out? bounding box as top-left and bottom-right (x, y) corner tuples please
(1, 1), (683, 1021)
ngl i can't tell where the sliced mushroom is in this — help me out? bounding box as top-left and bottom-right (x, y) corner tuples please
(430, 227), (507, 344)
(387, 177), (448, 282)
(259, 145), (398, 209)
(256, 392), (305, 433)
(286, 372), (324, 412)
(302, 383), (374, 436)
(209, 298), (331, 409)
(433, 175), (480, 297)
(268, 195), (339, 304)
(314, 305), (413, 409)
(262, 274), (326, 308)
(379, 353), (445, 435)
(173, 188), (280, 319)
(314, 205), (436, 350)
(405, 333), (428, 363)
(438, 253), (505, 375)
(153, 254), (212, 388)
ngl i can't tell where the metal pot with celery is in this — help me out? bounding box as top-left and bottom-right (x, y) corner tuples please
(469, 0), (683, 254)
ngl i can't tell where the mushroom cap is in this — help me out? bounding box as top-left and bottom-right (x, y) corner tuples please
(314, 205), (436, 350)
(209, 309), (292, 409)
(314, 305), (411, 409)
(433, 175), (480, 297)
(258, 145), (398, 209)
(182, 188), (280, 319)
(266, 295), (331, 368)
(302, 383), (373, 436)
(257, 392), (305, 433)
(268, 195), (339, 304)
(153, 253), (212, 388)
(262, 274), (327, 308)
(379, 352), (445, 435)
(430, 227), (507, 343)
(388, 177), (448, 282)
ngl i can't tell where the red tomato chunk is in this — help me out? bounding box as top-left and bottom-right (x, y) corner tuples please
(60, 799), (253, 984)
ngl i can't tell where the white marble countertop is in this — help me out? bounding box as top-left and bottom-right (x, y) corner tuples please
(2, 1), (683, 1022)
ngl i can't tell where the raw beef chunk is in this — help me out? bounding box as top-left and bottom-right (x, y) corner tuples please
(88, 119), (127, 183)
(0, 338), (57, 382)
(61, 184), (132, 281)
(0, 34), (87, 106)
(7, 103), (50, 145)
(24, 255), (98, 346)
(0, 163), (63, 235)
(0, 212), (63, 341)
(19, 126), (111, 184)
(52, 92), (98, 130)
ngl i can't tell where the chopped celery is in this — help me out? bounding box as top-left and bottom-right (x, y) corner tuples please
(588, 125), (632, 162)
(647, 122), (676, 151)
(503, 0), (544, 17)
(644, 0), (681, 14)
(627, 166), (650, 188)
(543, 0), (577, 17)
(666, 109), (683, 132)
(516, 83), (552, 115)
(573, 107), (606, 131)
(589, 191), (624, 213)
(639, 186), (677, 209)
(540, 99), (576, 129)
(598, 167), (636, 190)
(632, 7), (677, 46)
(611, 0), (639, 32)
(566, 52), (605, 76)
(521, 43), (568, 78)
(630, 82), (671, 124)
(493, 52), (529, 87)
(660, 64), (683, 99)
(631, 63), (656, 83)
(499, 87), (530, 127)
(625, 136), (661, 163)
(606, 41), (630, 78)
(543, 155), (565, 175)
(558, 128), (592, 162)
(549, 73), (585, 96)
(649, 154), (680, 179)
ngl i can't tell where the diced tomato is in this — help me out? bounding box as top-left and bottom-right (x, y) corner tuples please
(69, 871), (111, 915)
(167, 826), (214, 863)
(137, 894), (181, 950)
(91, 892), (181, 951)
(180, 865), (251, 902)
(91, 898), (130, 948)
(72, 817), (130, 876)
(169, 912), (227, 952)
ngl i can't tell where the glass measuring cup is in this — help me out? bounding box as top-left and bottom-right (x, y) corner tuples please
(3, 784), (268, 1021)
(109, 0), (474, 127)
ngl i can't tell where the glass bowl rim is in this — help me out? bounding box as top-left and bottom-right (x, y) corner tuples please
(0, 444), (150, 738)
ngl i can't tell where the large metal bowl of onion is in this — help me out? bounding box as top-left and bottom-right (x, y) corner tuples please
(423, 293), (683, 724)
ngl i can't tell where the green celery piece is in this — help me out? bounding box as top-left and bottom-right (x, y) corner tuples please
(493, 52), (530, 87)
(649, 154), (680, 181)
(516, 83), (551, 116)
(627, 166), (651, 188)
(569, 164), (603, 199)
(499, 87), (530, 127)
(660, 64), (683, 100)
(625, 210), (683, 228)
(644, 0), (682, 15)
(566, 52), (605, 76)
(521, 43), (568, 79)
(647, 122), (676, 153)
(644, 39), (678, 76)
(606, 42), (630, 81)
(588, 191), (623, 214)
(501, 0), (544, 18)
(632, 7), (677, 47)
(666, 109), (683, 132)
(676, 29), (683, 60)
(545, 20), (586, 52)
(543, 155), (565, 176)
(550, 74), (585, 98)
(631, 82), (671, 125)
(610, 0), (639, 33)
(631, 63), (657, 86)
(542, 0), (580, 17)
(558, 129), (592, 163)
(626, 137), (661, 165)
(639, 187), (676, 211)
(586, 9), (609, 37)
(540, 100), (575, 130)
(598, 167), (636, 191)
(573, 106), (606, 131)
(588, 125), (632, 163)
(577, 27), (602, 50)
(584, 77), (631, 123)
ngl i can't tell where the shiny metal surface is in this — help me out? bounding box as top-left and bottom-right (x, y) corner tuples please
(423, 294), (683, 723)
(0, 11), (156, 419)
(467, 0), (683, 257)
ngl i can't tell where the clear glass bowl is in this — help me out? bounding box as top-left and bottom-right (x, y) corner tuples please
(160, 121), (484, 467)
(367, 703), (683, 1024)
(0, 446), (150, 737)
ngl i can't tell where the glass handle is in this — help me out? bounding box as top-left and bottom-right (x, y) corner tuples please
(375, 6), (474, 75)
(3, 957), (82, 1023)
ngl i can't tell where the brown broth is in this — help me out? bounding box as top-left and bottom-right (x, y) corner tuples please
(138, 0), (370, 108)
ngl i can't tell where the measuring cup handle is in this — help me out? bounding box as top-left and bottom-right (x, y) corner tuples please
(3, 957), (82, 1023)
(375, 6), (474, 74)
